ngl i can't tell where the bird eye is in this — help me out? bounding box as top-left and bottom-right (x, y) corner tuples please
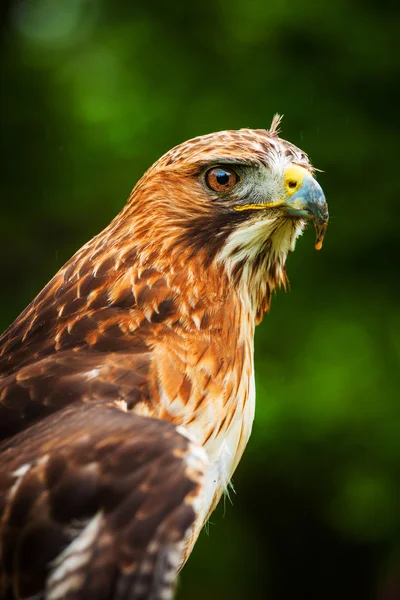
(205, 167), (239, 193)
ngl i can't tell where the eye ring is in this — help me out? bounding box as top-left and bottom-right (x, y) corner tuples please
(205, 167), (239, 193)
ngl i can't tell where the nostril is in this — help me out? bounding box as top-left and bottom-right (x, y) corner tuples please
(288, 180), (297, 189)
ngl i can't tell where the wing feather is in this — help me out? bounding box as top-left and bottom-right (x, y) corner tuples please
(0, 350), (152, 441)
(0, 403), (207, 600)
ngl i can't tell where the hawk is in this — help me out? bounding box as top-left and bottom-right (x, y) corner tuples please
(0, 116), (328, 600)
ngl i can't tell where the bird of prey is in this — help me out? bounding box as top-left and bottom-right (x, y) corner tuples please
(0, 116), (328, 600)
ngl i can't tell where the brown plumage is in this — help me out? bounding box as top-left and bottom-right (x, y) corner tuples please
(0, 118), (328, 600)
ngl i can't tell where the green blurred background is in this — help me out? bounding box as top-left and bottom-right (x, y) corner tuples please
(1, 0), (399, 598)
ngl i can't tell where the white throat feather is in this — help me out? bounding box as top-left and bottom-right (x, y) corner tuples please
(217, 216), (306, 319)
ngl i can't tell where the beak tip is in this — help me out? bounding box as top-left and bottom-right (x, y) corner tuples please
(314, 219), (328, 251)
(315, 240), (323, 251)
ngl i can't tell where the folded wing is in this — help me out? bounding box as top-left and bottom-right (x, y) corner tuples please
(0, 403), (207, 600)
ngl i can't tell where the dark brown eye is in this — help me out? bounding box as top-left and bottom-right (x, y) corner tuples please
(205, 167), (239, 193)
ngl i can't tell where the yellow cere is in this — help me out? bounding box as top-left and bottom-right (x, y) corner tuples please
(284, 164), (308, 197)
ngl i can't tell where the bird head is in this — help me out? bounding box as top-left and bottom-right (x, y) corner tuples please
(113, 117), (329, 319)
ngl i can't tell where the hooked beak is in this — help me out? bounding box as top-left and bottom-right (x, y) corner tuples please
(234, 165), (329, 249)
(284, 174), (329, 250)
